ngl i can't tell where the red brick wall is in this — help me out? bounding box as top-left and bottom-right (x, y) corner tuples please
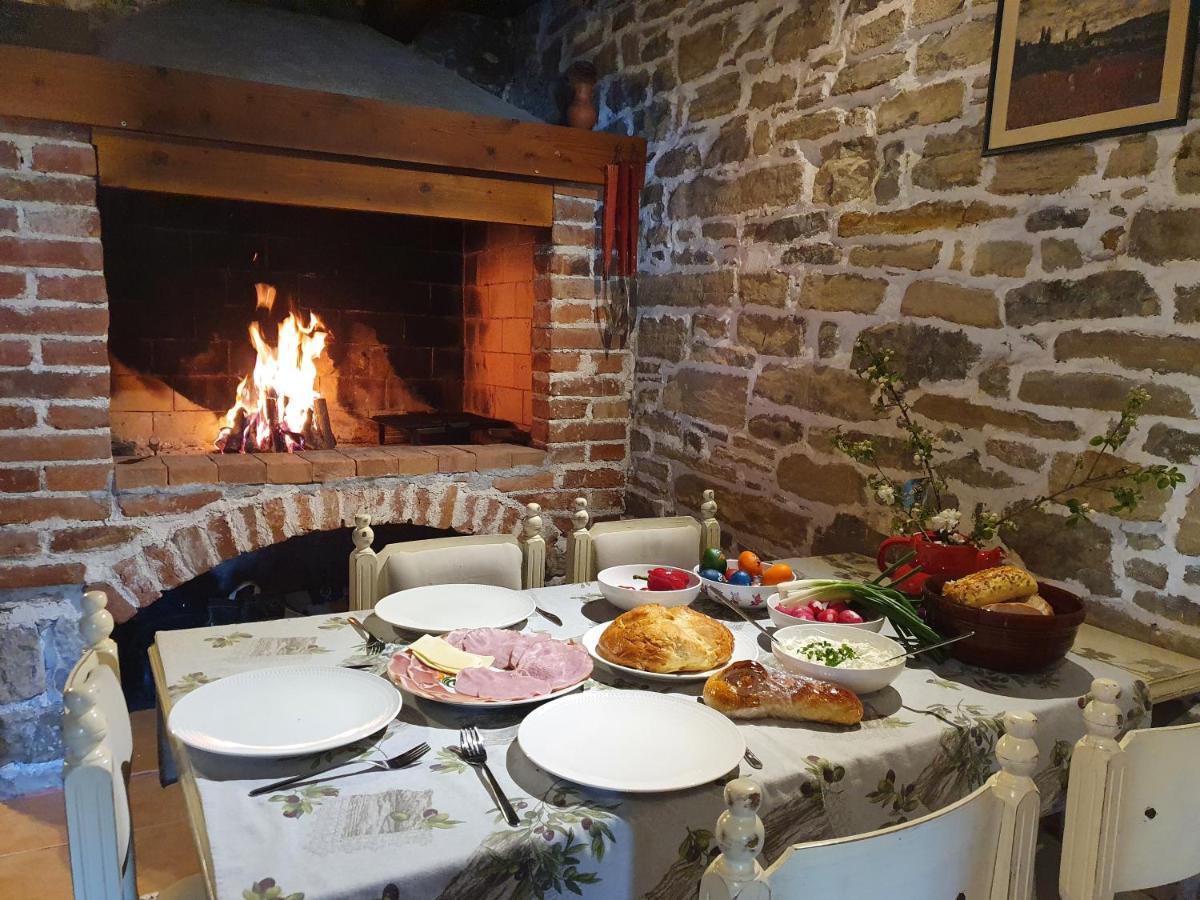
(463, 222), (540, 429)
(0, 116), (113, 590)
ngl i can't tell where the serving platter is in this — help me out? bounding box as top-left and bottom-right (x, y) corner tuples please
(580, 622), (760, 682)
(388, 647), (589, 708)
(374, 584), (535, 634)
(518, 691), (745, 793)
(168, 666), (402, 758)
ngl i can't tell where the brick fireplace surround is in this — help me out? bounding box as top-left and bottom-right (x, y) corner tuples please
(0, 114), (634, 793)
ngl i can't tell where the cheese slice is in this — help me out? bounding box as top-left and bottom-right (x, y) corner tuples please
(408, 635), (494, 675)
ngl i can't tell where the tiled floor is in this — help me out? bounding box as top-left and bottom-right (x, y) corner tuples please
(0, 709), (201, 897)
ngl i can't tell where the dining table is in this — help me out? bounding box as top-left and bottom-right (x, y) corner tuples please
(150, 553), (1160, 900)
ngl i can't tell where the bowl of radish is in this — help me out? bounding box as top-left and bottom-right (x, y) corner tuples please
(768, 581), (885, 632)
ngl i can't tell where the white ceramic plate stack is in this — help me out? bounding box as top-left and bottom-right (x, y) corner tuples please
(580, 622), (760, 683)
(168, 666), (402, 757)
(373, 584), (535, 634)
(518, 691), (745, 792)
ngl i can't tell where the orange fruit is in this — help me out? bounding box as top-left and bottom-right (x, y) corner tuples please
(761, 563), (795, 585)
(737, 551), (762, 576)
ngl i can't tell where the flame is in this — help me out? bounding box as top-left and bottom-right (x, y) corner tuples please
(216, 283), (331, 453)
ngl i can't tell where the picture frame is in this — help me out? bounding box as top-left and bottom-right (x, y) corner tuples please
(983, 0), (1200, 155)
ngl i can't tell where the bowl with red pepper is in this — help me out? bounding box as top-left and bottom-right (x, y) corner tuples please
(596, 565), (702, 611)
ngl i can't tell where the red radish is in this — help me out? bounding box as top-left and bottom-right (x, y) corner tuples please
(816, 608), (839, 623)
(837, 609), (865, 625)
(792, 605), (816, 620)
(829, 602), (849, 613)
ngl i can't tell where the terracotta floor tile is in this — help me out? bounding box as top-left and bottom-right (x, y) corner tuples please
(0, 841), (73, 896)
(133, 818), (202, 894)
(130, 707), (160, 776)
(0, 787), (67, 855)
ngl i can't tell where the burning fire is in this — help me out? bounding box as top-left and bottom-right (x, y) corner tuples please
(215, 284), (333, 453)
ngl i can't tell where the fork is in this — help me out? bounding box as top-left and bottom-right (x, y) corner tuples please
(456, 726), (520, 826)
(248, 741), (430, 797)
(347, 616), (386, 656)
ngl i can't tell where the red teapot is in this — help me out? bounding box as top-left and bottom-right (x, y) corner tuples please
(876, 533), (1004, 593)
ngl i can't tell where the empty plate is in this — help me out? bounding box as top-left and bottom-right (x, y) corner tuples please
(374, 584), (535, 634)
(518, 691), (745, 793)
(580, 622), (760, 683)
(168, 666), (402, 757)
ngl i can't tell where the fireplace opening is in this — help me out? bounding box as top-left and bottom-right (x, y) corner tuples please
(100, 188), (543, 456)
(112, 521), (459, 709)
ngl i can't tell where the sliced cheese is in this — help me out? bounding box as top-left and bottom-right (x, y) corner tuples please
(408, 635), (494, 675)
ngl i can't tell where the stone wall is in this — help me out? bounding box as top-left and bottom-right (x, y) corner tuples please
(510, 0), (1200, 655)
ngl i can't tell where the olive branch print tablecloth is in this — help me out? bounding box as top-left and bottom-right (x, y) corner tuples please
(153, 554), (1150, 900)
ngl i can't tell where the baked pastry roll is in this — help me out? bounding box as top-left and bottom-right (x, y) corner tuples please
(597, 604), (733, 673)
(703, 660), (863, 725)
(943, 565), (1038, 608)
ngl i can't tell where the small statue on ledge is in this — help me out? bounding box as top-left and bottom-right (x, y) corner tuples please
(566, 61), (598, 130)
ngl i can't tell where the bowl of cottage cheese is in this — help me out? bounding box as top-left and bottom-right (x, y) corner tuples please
(772, 623), (907, 695)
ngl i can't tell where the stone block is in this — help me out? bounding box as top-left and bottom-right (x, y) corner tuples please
(814, 138), (879, 204)
(848, 241), (941, 271)
(749, 75), (796, 109)
(990, 145), (1097, 195)
(1040, 238), (1082, 272)
(854, 322), (981, 383)
(745, 213), (828, 243)
(912, 0), (964, 25)
(833, 51), (907, 94)
(1018, 371), (1193, 418)
(1106, 134), (1158, 179)
(839, 201), (1011, 236)
(688, 73), (742, 121)
(772, 2), (835, 63)
(777, 452), (864, 505)
(1129, 208), (1200, 263)
(705, 117), (751, 166)
(739, 272), (790, 307)
(1049, 451), (1169, 521)
(637, 316), (689, 361)
(1025, 206), (1089, 232)
(754, 364), (878, 420)
(901, 280), (1000, 328)
(775, 109), (842, 142)
(0, 625), (44, 704)
(877, 80), (963, 133)
(661, 368), (750, 429)
(916, 19), (993, 73)
(669, 165), (807, 218)
(1004, 507), (1116, 596)
(1175, 130), (1200, 192)
(1143, 424), (1200, 464)
(638, 271), (736, 308)
(112, 456), (167, 490)
(296, 450), (355, 481)
(738, 313), (805, 356)
(852, 8), (904, 53)
(214, 453), (267, 484)
(971, 241), (1032, 278)
(678, 19), (737, 82)
(800, 272), (887, 313)
(162, 454), (218, 486)
(1005, 271), (1159, 326)
(913, 393), (1079, 440)
(986, 438), (1046, 471)
(1054, 330), (1200, 376)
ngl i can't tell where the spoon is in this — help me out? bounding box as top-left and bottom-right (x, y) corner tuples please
(710, 594), (785, 650)
(881, 632), (975, 665)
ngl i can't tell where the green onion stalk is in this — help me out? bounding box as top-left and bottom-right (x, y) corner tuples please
(787, 580), (943, 650)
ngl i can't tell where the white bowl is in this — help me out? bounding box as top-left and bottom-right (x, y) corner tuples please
(766, 591), (885, 632)
(693, 565), (780, 610)
(772, 623), (906, 695)
(596, 565), (702, 611)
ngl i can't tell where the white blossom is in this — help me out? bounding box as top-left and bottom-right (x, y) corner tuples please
(929, 508), (961, 533)
(876, 484), (896, 505)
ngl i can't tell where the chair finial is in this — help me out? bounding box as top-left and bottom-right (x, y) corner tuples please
(1083, 678), (1123, 741)
(80, 590), (113, 650)
(997, 711), (1039, 779)
(714, 778), (765, 882)
(571, 497), (589, 533)
(63, 679), (109, 768)
(522, 502), (543, 540)
(352, 512), (374, 551)
(701, 488), (718, 519)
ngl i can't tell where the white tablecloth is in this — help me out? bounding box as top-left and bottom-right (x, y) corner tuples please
(154, 554), (1148, 900)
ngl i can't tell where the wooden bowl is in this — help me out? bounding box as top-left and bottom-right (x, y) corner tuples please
(923, 579), (1086, 673)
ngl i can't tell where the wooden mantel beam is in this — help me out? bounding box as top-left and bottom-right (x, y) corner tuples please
(0, 44), (645, 185)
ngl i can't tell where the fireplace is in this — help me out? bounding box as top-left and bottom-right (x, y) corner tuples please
(101, 189), (541, 455)
(0, 17), (642, 795)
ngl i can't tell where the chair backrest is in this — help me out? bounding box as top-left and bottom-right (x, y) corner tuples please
(347, 503), (546, 609)
(700, 711), (1040, 900)
(63, 590), (138, 900)
(1059, 678), (1200, 899)
(564, 491), (722, 582)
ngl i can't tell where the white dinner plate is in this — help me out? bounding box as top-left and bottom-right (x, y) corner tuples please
(580, 621), (760, 682)
(374, 584), (536, 634)
(518, 691), (745, 793)
(168, 666), (402, 758)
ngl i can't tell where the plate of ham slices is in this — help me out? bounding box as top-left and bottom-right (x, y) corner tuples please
(388, 628), (593, 707)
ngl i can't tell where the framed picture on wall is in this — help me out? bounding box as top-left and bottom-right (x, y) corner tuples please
(984, 0), (1200, 154)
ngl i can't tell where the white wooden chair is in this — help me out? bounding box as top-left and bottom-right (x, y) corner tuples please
(63, 590), (205, 900)
(1058, 678), (1200, 899)
(348, 503), (546, 610)
(700, 710), (1041, 900)
(564, 490), (721, 582)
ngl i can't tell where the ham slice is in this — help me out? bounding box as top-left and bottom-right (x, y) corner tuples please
(392, 628), (593, 703)
(454, 667), (552, 701)
(514, 640), (593, 690)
